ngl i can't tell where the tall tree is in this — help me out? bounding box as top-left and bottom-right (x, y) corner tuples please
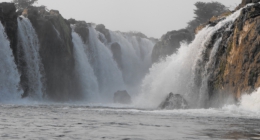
(186, 1), (228, 34)
(12, 0), (38, 10)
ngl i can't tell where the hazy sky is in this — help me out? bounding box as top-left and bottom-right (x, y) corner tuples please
(1, 0), (239, 38)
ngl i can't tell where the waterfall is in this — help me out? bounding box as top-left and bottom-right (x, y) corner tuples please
(0, 22), (22, 101)
(109, 31), (154, 94)
(17, 16), (44, 99)
(197, 37), (222, 107)
(71, 25), (154, 103)
(136, 7), (244, 108)
(72, 30), (100, 102)
(87, 27), (125, 102)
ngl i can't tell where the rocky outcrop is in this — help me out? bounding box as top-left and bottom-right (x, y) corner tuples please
(0, 3), (18, 58)
(158, 93), (188, 109)
(113, 90), (132, 104)
(236, 0), (260, 10)
(195, 1), (260, 102)
(70, 19), (89, 44)
(95, 24), (111, 43)
(151, 29), (192, 63)
(111, 42), (123, 70)
(25, 7), (81, 101)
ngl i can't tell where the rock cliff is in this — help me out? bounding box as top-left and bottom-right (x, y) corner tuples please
(151, 29), (192, 63)
(25, 7), (81, 100)
(197, 0), (260, 102)
(0, 3), (18, 59)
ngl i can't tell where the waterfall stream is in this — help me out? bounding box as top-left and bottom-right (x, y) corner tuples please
(0, 22), (22, 101)
(72, 30), (100, 102)
(17, 16), (44, 99)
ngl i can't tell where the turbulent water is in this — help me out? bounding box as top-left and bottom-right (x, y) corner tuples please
(135, 7), (243, 109)
(0, 102), (260, 140)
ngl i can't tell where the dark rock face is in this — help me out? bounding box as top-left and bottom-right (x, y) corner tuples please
(236, 0), (260, 10)
(158, 93), (188, 109)
(26, 7), (81, 101)
(95, 24), (111, 43)
(74, 21), (89, 44)
(113, 90), (132, 104)
(213, 3), (260, 98)
(111, 42), (123, 70)
(151, 29), (192, 63)
(193, 2), (260, 102)
(0, 3), (18, 58)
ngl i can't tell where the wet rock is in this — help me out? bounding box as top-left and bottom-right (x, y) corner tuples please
(25, 7), (82, 100)
(0, 2), (18, 58)
(74, 20), (89, 43)
(151, 29), (192, 63)
(95, 24), (111, 43)
(111, 42), (123, 70)
(113, 90), (132, 104)
(198, 1), (260, 101)
(158, 93), (188, 109)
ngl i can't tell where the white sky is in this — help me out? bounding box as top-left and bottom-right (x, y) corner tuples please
(1, 0), (239, 38)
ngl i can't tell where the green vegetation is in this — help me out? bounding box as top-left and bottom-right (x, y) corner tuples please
(186, 1), (228, 34)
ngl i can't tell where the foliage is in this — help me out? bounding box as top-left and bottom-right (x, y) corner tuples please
(12, 0), (38, 10)
(186, 1), (228, 33)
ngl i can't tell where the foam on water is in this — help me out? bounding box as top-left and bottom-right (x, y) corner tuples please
(239, 89), (260, 112)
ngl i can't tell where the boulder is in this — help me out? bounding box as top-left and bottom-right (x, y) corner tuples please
(74, 20), (89, 43)
(114, 90), (132, 104)
(158, 93), (188, 109)
(111, 42), (123, 70)
(95, 24), (111, 43)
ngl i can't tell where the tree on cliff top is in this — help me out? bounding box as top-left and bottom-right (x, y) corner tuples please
(12, 0), (38, 10)
(186, 1), (228, 34)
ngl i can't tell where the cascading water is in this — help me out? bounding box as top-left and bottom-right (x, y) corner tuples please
(87, 26), (126, 102)
(72, 29), (100, 102)
(71, 24), (155, 102)
(109, 31), (154, 94)
(135, 7), (245, 109)
(17, 16), (44, 99)
(0, 22), (22, 101)
(197, 37), (222, 107)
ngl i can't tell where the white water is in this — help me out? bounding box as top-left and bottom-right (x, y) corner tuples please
(71, 26), (154, 102)
(17, 16), (44, 99)
(135, 7), (244, 109)
(109, 31), (154, 94)
(198, 37), (223, 107)
(72, 30), (100, 102)
(237, 87), (260, 112)
(0, 22), (22, 101)
(87, 27), (125, 102)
